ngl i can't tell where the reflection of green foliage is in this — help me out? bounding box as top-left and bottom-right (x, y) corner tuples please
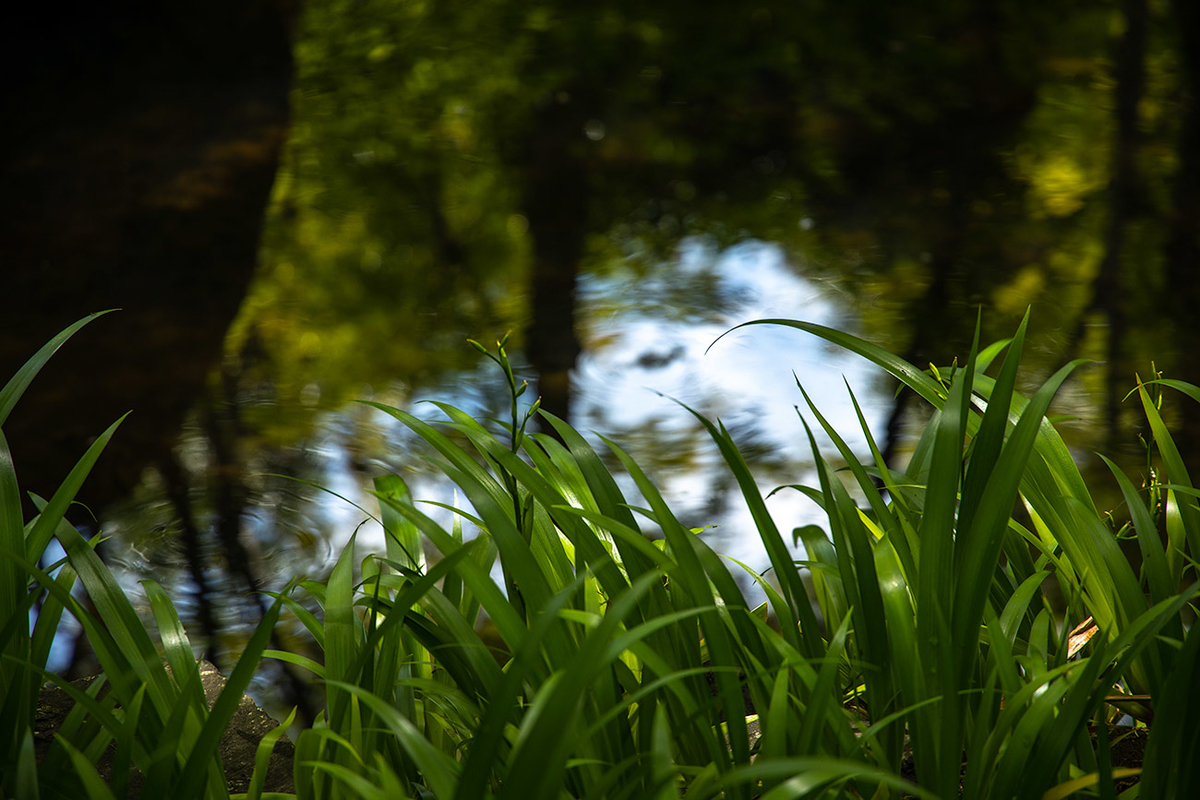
(1015, 80), (1113, 219)
(224, 0), (1199, 484)
(229, 0), (537, 434)
(231, 0), (886, 431)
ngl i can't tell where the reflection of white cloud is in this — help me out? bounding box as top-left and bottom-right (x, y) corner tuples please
(575, 241), (892, 575)
(579, 241), (887, 459)
(333, 240), (895, 597)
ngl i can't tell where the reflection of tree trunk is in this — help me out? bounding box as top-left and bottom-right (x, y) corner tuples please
(882, 241), (959, 470)
(159, 455), (221, 664)
(1064, 0), (1147, 446)
(1164, 0), (1200, 456)
(858, 8), (1036, 469)
(0, 2), (293, 517)
(202, 364), (318, 727)
(518, 92), (591, 431)
(204, 369), (258, 605)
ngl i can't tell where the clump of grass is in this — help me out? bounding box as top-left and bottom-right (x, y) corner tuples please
(6, 313), (1200, 799)
(265, 314), (1200, 798)
(1, 314), (290, 800)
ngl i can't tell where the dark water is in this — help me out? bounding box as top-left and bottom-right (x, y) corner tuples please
(96, 240), (885, 606)
(18, 3), (1200, 726)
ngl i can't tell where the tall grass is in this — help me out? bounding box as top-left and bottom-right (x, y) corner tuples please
(0, 313), (290, 800)
(4, 314), (1199, 799)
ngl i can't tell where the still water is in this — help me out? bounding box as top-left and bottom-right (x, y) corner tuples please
(254, 240), (888, 590)
(48, 241), (890, 681)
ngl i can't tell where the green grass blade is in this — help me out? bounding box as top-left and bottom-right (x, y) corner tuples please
(0, 311), (115, 426)
(241, 705), (298, 800)
(0, 429), (24, 632)
(673, 405), (820, 659)
(57, 735), (119, 800)
(143, 580), (202, 696)
(375, 474), (425, 571)
(320, 693), (427, 796)
(15, 729), (39, 800)
(952, 360), (1083, 680)
(709, 319), (945, 406)
(1141, 622), (1200, 799)
(176, 593), (286, 800)
(650, 704), (681, 800)
(25, 413), (128, 575)
(845, 381), (918, 579)
(1101, 455), (1177, 608)
(374, 492), (527, 651)
(323, 531), (360, 728)
(795, 610), (853, 758)
(957, 311), (1025, 538)
(916, 347), (972, 665)
(539, 412), (641, 532)
(1137, 383), (1200, 565)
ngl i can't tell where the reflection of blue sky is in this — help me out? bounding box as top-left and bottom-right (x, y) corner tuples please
(289, 241), (893, 599)
(74, 241), (899, 674)
(574, 240), (890, 572)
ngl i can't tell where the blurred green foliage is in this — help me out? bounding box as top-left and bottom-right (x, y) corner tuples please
(131, 0), (1200, 681)
(230, 0), (1196, 451)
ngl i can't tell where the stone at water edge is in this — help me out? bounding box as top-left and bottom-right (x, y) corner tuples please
(35, 660), (295, 796)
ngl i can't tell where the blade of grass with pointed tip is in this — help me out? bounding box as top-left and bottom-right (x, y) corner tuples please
(957, 312), (1025, 540)
(15, 729), (38, 800)
(805, 426), (899, 767)
(25, 412), (127, 570)
(375, 475), (424, 571)
(323, 531), (360, 729)
(874, 536), (922, 765)
(377, 401), (557, 625)
(598, 434), (753, 778)
(47, 467), (184, 721)
(348, 544), (482, 688)
(0, 311), (115, 426)
(473, 436), (641, 614)
(28, 517), (93, 676)
(456, 571), (590, 800)
(675, 405), (819, 659)
(361, 401), (512, 518)
(796, 382), (897, 544)
(539, 412), (641, 532)
(916, 345), (972, 682)
(374, 492), (526, 649)
(143, 580), (202, 696)
(330, 682), (465, 799)
(650, 704), (681, 800)
(0, 430), (24, 634)
(709, 319), (945, 407)
(1101, 455), (1177, 611)
(242, 707), (298, 800)
(177, 593), (286, 800)
(795, 610), (853, 758)
(847, 382), (919, 579)
(1137, 383), (1200, 564)
(952, 360), (1081, 682)
(795, 524), (847, 638)
(58, 735), (120, 800)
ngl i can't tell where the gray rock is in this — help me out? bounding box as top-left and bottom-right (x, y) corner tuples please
(35, 660), (295, 797)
